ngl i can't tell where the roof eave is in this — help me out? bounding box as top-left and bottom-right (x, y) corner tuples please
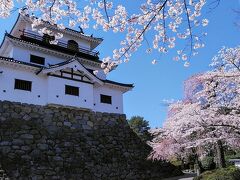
(104, 82), (134, 93)
(6, 34), (102, 67)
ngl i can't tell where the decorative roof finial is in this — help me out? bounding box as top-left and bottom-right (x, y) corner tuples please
(78, 26), (84, 34)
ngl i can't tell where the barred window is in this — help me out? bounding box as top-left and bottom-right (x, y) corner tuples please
(65, 85), (79, 96)
(100, 94), (112, 104)
(14, 79), (32, 91)
(30, 54), (45, 65)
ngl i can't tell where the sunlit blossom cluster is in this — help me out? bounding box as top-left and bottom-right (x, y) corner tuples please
(0, 0), (14, 18)
(0, 0), (209, 72)
(211, 46), (240, 72)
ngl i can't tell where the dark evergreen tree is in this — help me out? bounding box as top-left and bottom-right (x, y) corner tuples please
(128, 116), (152, 142)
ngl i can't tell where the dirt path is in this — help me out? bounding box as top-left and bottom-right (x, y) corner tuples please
(163, 173), (197, 180)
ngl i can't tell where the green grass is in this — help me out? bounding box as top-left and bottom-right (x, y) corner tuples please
(193, 166), (240, 180)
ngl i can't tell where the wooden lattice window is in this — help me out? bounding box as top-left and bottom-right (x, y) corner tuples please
(100, 94), (112, 104)
(14, 79), (32, 91)
(65, 85), (79, 96)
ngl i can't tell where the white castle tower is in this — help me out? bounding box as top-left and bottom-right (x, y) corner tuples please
(0, 14), (133, 114)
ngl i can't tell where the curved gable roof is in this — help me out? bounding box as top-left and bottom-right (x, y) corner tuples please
(40, 58), (103, 85)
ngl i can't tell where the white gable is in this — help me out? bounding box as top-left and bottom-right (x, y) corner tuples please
(40, 59), (103, 85)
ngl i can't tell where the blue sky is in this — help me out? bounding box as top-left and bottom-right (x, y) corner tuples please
(0, 1), (239, 128)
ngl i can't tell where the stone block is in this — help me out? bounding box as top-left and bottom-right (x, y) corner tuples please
(21, 146), (31, 151)
(53, 156), (63, 164)
(21, 155), (31, 160)
(0, 141), (11, 146)
(56, 122), (63, 127)
(63, 121), (72, 127)
(24, 139), (34, 145)
(20, 134), (34, 139)
(82, 124), (91, 130)
(38, 143), (49, 151)
(87, 121), (94, 127)
(0, 146), (11, 154)
(31, 149), (41, 157)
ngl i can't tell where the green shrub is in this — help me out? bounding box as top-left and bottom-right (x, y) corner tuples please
(193, 166), (240, 180)
(201, 156), (216, 170)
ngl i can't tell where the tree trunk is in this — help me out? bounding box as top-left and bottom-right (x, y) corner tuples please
(190, 148), (203, 174)
(215, 140), (226, 168)
(195, 156), (203, 174)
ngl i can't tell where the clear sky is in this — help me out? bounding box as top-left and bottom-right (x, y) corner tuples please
(0, 1), (239, 128)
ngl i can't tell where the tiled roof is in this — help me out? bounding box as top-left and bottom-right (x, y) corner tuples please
(47, 58), (76, 69)
(103, 79), (134, 88)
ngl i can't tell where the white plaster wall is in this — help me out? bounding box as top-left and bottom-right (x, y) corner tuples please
(12, 46), (66, 65)
(93, 86), (123, 114)
(1, 45), (13, 58)
(0, 65), (48, 105)
(47, 76), (94, 109)
(0, 60), (125, 114)
(9, 47), (13, 58)
(10, 46), (103, 75)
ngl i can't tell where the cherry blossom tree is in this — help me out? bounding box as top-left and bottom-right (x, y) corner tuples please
(0, 0), (213, 72)
(150, 46), (240, 168)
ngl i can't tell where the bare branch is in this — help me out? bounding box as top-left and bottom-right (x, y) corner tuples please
(103, 0), (110, 24)
(184, 0), (193, 56)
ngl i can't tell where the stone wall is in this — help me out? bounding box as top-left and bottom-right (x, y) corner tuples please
(0, 101), (181, 179)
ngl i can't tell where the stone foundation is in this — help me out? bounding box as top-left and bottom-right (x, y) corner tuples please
(0, 101), (181, 179)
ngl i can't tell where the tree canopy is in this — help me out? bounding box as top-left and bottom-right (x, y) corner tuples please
(128, 116), (152, 142)
(150, 46), (240, 167)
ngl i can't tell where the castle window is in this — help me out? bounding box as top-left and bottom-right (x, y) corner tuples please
(67, 40), (79, 51)
(42, 34), (55, 44)
(14, 79), (32, 91)
(100, 94), (112, 104)
(65, 85), (79, 96)
(30, 55), (45, 65)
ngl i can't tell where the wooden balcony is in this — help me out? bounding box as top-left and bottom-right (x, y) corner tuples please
(20, 30), (100, 59)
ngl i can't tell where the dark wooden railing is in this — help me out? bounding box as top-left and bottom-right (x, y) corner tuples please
(20, 30), (99, 57)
